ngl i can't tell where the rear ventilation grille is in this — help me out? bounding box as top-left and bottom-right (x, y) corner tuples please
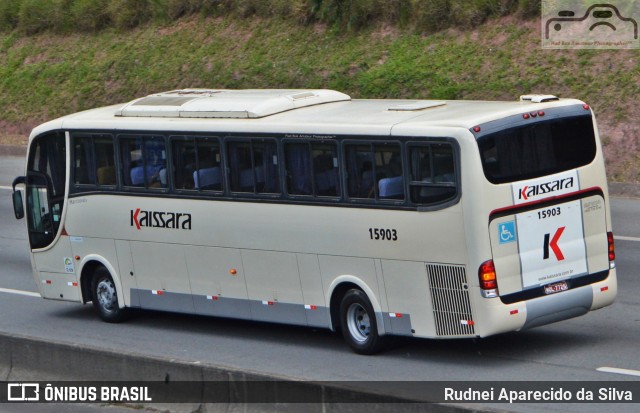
(426, 263), (475, 337)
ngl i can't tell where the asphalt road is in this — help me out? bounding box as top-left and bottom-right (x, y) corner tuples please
(1, 155), (639, 413)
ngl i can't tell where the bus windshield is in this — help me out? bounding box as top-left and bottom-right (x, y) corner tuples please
(477, 115), (596, 184)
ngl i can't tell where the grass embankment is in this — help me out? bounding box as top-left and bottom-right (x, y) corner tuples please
(0, 12), (638, 182)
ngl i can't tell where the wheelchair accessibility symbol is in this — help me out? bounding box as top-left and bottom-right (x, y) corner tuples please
(499, 221), (517, 244)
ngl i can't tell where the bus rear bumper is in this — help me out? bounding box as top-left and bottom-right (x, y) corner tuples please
(476, 268), (617, 337)
(521, 268), (616, 331)
(521, 270), (616, 330)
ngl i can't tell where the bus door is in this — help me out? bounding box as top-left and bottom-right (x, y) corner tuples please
(13, 131), (79, 301)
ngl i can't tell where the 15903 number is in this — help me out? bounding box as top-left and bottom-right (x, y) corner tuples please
(538, 207), (561, 220)
(369, 228), (398, 241)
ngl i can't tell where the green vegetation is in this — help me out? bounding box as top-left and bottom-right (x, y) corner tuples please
(0, 0), (638, 182)
(0, 0), (541, 34)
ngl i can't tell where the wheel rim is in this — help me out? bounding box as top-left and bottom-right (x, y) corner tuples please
(96, 278), (117, 313)
(346, 302), (371, 343)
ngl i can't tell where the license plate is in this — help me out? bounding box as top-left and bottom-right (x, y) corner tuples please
(544, 281), (569, 295)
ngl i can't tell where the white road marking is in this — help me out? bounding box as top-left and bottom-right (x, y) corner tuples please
(0, 185), (13, 190)
(597, 367), (640, 377)
(616, 235), (640, 242)
(0, 287), (41, 298)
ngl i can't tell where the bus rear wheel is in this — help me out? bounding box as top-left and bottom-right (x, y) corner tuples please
(91, 267), (128, 323)
(339, 289), (386, 355)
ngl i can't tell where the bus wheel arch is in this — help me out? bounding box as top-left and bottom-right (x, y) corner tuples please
(329, 281), (360, 332)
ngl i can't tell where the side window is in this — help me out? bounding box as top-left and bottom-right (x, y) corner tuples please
(285, 141), (339, 197)
(312, 142), (340, 197)
(120, 135), (167, 189)
(72, 134), (116, 188)
(173, 137), (223, 192)
(227, 139), (280, 194)
(408, 143), (457, 205)
(345, 142), (404, 201)
(345, 144), (374, 198)
(94, 137), (116, 186)
(73, 137), (93, 185)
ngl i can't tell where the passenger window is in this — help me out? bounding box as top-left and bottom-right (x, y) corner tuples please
(375, 144), (404, 200)
(227, 139), (280, 194)
(409, 143), (456, 205)
(121, 135), (167, 189)
(345, 142), (404, 201)
(173, 138), (223, 192)
(74, 137), (93, 185)
(312, 143), (340, 197)
(285, 141), (339, 197)
(72, 134), (115, 188)
(346, 144), (374, 198)
(94, 137), (116, 186)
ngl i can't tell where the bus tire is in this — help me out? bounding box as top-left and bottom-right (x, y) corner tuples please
(339, 289), (386, 355)
(91, 267), (128, 323)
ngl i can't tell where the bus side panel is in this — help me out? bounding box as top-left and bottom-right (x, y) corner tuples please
(185, 245), (251, 320)
(33, 236), (81, 302)
(319, 255), (382, 323)
(381, 260), (435, 337)
(114, 240), (139, 307)
(297, 253), (331, 328)
(242, 250), (306, 325)
(129, 242), (195, 314)
(32, 236), (74, 276)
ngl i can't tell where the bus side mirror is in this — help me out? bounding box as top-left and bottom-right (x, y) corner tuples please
(12, 190), (24, 220)
(12, 176), (25, 220)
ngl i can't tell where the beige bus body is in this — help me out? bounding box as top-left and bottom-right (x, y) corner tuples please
(16, 90), (616, 352)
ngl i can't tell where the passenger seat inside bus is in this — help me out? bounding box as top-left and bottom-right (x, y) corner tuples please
(193, 167), (222, 190)
(378, 176), (404, 199)
(96, 166), (116, 185)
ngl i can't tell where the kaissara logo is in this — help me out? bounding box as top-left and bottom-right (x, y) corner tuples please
(512, 171), (579, 205)
(518, 177), (575, 201)
(130, 208), (192, 230)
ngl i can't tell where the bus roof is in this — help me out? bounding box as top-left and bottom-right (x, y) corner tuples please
(30, 89), (586, 140)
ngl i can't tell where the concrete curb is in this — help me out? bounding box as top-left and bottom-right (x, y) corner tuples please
(0, 332), (497, 413)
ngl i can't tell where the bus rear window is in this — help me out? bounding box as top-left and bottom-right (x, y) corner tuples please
(477, 115), (596, 184)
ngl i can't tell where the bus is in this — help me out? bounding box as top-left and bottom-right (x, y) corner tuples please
(11, 89), (617, 354)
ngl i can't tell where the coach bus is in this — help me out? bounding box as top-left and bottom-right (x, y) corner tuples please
(12, 89), (616, 354)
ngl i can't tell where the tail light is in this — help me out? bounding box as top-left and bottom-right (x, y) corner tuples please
(479, 259), (499, 298)
(607, 232), (615, 266)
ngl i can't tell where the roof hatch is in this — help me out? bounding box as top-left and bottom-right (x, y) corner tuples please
(520, 94), (559, 103)
(115, 89), (351, 118)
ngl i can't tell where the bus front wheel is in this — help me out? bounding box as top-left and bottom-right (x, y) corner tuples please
(91, 267), (128, 323)
(339, 289), (386, 355)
